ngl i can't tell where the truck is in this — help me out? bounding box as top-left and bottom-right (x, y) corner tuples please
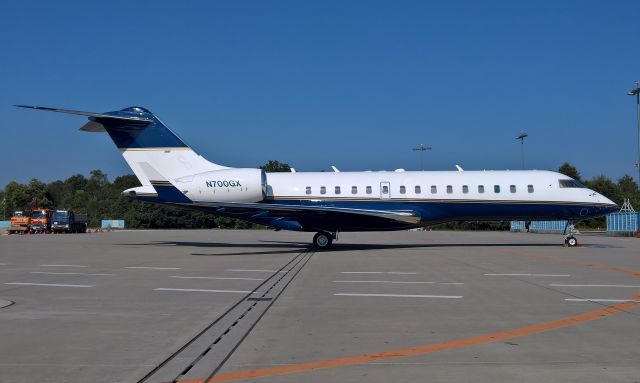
(30, 209), (54, 233)
(8, 211), (31, 234)
(51, 210), (88, 233)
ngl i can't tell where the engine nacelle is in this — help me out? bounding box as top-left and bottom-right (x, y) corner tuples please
(178, 168), (266, 203)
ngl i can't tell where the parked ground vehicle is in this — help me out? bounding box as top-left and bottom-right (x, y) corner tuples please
(8, 211), (31, 234)
(30, 209), (54, 233)
(51, 210), (88, 233)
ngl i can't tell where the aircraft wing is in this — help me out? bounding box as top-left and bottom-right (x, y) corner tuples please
(179, 200), (421, 230)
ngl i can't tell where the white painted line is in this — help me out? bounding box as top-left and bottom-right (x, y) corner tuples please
(551, 284), (640, 288)
(125, 266), (182, 270)
(4, 282), (94, 288)
(225, 269), (283, 273)
(154, 288), (252, 294)
(333, 280), (463, 285)
(170, 276), (265, 281)
(565, 298), (640, 303)
(334, 293), (463, 299)
(40, 264), (88, 268)
(484, 273), (570, 277)
(341, 271), (420, 275)
(31, 271), (114, 276)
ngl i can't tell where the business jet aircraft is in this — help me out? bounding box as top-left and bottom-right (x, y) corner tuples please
(17, 105), (618, 248)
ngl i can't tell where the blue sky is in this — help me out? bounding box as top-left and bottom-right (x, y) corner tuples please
(1, 0), (639, 187)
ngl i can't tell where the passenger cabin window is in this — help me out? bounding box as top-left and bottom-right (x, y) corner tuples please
(320, 186), (326, 195)
(366, 186), (372, 194)
(462, 185), (469, 194)
(478, 185), (485, 193)
(351, 186), (357, 194)
(382, 185), (389, 194)
(494, 185), (501, 193)
(415, 185), (421, 194)
(399, 186), (406, 194)
(335, 186), (341, 194)
(446, 185), (453, 194)
(559, 179), (587, 188)
(528, 185), (534, 193)
(305, 186), (311, 195)
(510, 185), (516, 193)
(431, 185), (437, 194)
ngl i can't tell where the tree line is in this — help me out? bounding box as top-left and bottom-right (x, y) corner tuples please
(0, 161), (637, 230)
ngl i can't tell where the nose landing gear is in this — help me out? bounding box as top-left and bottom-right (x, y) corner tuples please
(563, 221), (579, 247)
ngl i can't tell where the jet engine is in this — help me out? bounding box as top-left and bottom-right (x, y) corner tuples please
(177, 168), (267, 203)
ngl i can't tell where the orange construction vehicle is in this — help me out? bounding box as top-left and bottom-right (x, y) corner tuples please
(8, 211), (31, 234)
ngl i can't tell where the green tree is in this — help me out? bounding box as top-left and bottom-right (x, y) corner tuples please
(260, 160), (291, 172)
(4, 181), (32, 212)
(617, 174), (640, 208)
(558, 162), (581, 181)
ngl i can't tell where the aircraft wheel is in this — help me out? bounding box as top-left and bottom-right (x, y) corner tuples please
(313, 232), (333, 249)
(566, 236), (578, 247)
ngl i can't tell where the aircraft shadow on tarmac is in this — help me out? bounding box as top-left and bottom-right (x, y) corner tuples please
(119, 240), (573, 256)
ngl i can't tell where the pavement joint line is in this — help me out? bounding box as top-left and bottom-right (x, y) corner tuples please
(334, 293), (464, 299)
(135, 248), (315, 383)
(550, 284), (640, 288)
(332, 280), (464, 285)
(564, 298), (640, 303)
(170, 276), (265, 281)
(125, 266), (182, 270)
(340, 271), (420, 275)
(39, 264), (88, 268)
(4, 282), (94, 288)
(31, 271), (114, 276)
(484, 273), (570, 277)
(154, 288), (254, 294)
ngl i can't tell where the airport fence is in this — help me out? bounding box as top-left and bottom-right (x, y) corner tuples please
(606, 212), (639, 236)
(510, 220), (568, 233)
(101, 220), (125, 230)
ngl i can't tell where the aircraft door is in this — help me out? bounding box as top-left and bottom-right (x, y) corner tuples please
(380, 181), (391, 199)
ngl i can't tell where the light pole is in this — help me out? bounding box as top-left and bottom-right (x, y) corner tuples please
(412, 144), (432, 171)
(516, 131), (528, 170)
(627, 81), (640, 185)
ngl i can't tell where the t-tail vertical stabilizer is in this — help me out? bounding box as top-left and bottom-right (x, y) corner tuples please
(14, 105), (229, 187)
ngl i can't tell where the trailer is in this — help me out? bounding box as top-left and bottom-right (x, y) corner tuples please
(51, 210), (88, 233)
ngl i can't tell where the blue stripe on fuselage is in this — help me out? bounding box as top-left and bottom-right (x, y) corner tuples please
(269, 199), (617, 223)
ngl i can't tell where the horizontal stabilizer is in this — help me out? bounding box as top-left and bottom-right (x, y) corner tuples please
(14, 105), (153, 128)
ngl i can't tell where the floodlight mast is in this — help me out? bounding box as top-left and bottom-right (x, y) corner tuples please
(516, 131), (528, 170)
(628, 81), (640, 185)
(412, 144), (432, 171)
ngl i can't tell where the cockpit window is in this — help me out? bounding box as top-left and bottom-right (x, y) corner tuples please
(559, 179), (587, 188)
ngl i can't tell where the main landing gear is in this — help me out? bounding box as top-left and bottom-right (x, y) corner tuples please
(563, 221), (579, 247)
(312, 231), (336, 249)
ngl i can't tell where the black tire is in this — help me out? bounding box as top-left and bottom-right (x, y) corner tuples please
(313, 232), (333, 249)
(566, 236), (578, 247)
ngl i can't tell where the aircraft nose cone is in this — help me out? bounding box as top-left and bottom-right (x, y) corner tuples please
(604, 203), (619, 214)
